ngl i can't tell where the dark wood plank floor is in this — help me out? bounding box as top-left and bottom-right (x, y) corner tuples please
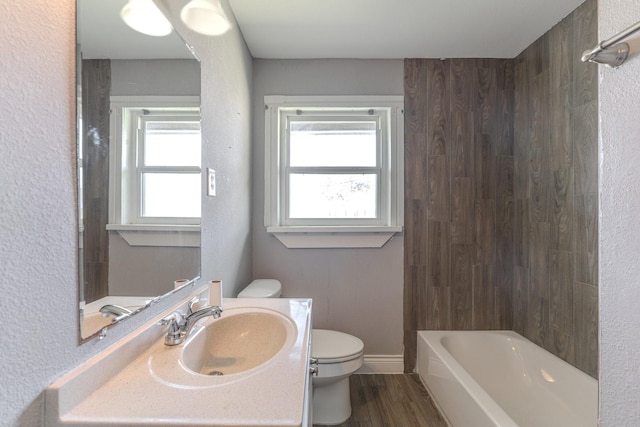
(313, 374), (448, 427)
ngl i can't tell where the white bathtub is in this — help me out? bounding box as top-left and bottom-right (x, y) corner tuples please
(416, 330), (598, 427)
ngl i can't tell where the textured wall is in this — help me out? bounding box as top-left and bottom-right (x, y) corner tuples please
(403, 58), (515, 371)
(598, 0), (640, 424)
(512, 0), (598, 377)
(251, 59), (405, 356)
(0, 0), (253, 425)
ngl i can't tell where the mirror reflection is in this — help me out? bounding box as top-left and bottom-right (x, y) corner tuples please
(77, 0), (201, 339)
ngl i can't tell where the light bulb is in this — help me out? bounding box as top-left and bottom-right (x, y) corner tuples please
(121, 0), (173, 37)
(181, 0), (231, 36)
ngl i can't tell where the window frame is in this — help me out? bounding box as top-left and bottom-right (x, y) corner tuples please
(108, 96), (201, 247)
(264, 95), (404, 248)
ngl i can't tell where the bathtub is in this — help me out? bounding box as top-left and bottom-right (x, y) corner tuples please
(416, 330), (597, 427)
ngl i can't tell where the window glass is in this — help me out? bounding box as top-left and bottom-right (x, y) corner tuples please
(289, 121), (377, 167)
(143, 121), (201, 167)
(289, 173), (377, 219)
(142, 173), (201, 218)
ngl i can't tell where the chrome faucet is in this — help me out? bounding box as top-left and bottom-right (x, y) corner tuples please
(99, 304), (133, 322)
(163, 305), (223, 346)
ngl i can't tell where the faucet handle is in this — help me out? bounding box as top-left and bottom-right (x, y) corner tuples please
(187, 297), (208, 315)
(162, 311), (187, 346)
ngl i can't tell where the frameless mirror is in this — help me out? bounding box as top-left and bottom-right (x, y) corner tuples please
(77, 0), (201, 340)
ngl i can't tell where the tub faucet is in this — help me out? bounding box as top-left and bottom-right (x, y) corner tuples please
(163, 305), (223, 346)
(99, 304), (133, 323)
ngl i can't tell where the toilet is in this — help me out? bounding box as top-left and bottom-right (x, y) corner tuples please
(238, 279), (364, 425)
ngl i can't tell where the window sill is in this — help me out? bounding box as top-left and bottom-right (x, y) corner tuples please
(106, 224), (200, 247)
(266, 226), (402, 249)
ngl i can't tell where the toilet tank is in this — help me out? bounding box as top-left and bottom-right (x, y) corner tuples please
(237, 279), (282, 298)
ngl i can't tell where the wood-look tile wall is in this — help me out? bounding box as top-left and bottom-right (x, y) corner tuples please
(403, 0), (598, 378)
(403, 58), (515, 372)
(512, 0), (598, 377)
(81, 59), (111, 304)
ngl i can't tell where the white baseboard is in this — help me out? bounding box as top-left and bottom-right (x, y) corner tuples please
(357, 355), (404, 374)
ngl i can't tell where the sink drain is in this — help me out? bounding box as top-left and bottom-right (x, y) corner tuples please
(207, 370), (224, 376)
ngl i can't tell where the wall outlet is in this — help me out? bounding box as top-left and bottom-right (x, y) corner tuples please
(207, 168), (216, 196)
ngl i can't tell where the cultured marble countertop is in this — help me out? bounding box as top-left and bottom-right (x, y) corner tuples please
(46, 294), (313, 427)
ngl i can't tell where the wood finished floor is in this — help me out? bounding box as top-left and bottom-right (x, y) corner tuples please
(313, 374), (447, 427)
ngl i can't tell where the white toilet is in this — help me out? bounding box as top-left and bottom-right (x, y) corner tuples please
(238, 279), (364, 425)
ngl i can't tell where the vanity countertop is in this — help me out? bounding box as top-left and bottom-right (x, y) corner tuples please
(46, 295), (313, 427)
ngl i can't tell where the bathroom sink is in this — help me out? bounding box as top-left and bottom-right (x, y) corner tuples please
(47, 296), (312, 426)
(181, 310), (291, 375)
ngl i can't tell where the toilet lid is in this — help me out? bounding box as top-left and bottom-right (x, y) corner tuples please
(312, 329), (364, 363)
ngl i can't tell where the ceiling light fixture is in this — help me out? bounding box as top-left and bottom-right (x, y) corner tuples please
(120, 0), (173, 37)
(180, 0), (231, 36)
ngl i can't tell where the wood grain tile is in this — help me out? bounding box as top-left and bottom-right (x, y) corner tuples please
(450, 244), (473, 330)
(573, 101), (598, 195)
(472, 265), (496, 329)
(427, 286), (450, 330)
(427, 221), (450, 287)
(427, 155), (450, 221)
(474, 133), (496, 200)
(512, 266), (529, 335)
(405, 133), (429, 200)
(451, 178), (473, 245)
(529, 221), (550, 298)
(496, 60), (515, 157)
(451, 110), (474, 178)
(551, 167), (574, 252)
(82, 59), (111, 304)
(549, 15), (573, 90)
(496, 156), (514, 290)
(474, 199), (496, 266)
(514, 199), (530, 268)
(571, 0), (598, 107)
(404, 59), (429, 134)
(550, 250), (574, 334)
(574, 282), (598, 377)
(405, 200), (427, 266)
(575, 194), (598, 286)
(514, 129), (530, 200)
(427, 60), (450, 156)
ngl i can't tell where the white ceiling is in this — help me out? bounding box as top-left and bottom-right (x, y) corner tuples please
(227, 0), (586, 59)
(78, 0), (194, 60)
(78, 0), (587, 60)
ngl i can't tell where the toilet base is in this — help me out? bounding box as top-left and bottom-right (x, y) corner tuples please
(312, 376), (352, 425)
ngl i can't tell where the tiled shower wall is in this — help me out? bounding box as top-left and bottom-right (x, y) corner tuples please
(512, 0), (598, 377)
(404, 0), (598, 377)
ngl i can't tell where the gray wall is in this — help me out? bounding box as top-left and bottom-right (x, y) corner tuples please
(110, 58), (200, 96)
(0, 0), (252, 424)
(251, 59), (405, 356)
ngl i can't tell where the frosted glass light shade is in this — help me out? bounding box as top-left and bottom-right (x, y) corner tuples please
(181, 0), (231, 36)
(121, 0), (173, 37)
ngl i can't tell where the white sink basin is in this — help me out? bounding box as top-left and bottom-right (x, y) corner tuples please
(46, 296), (312, 426)
(182, 311), (289, 375)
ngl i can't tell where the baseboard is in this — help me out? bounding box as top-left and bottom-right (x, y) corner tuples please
(357, 355), (404, 374)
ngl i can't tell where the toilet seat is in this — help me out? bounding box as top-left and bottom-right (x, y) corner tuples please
(312, 329), (364, 363)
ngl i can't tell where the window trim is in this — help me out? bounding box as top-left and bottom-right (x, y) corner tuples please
(109, 96), (201, 247)
(264, 95), (404, 248)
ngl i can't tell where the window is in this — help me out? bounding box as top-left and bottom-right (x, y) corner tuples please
(108, 96), (201, 246)
(264, 96), (404, 248)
